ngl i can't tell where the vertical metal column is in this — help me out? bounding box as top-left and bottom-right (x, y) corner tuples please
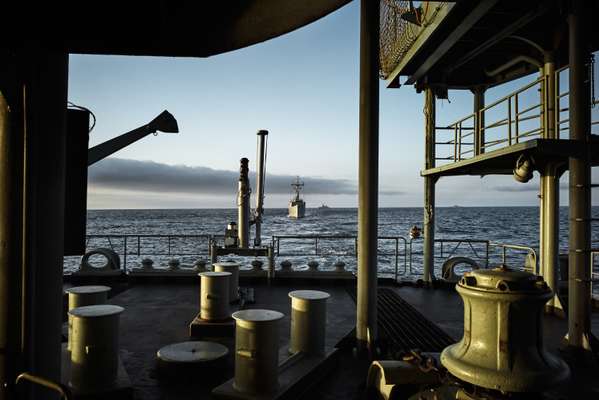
(423, 88), (436, 283)
(540, 164), (561, 311)
(0, 77), (23, 400)
(356, 0), (379, 352)
(567, 0), (592, 349)
(473, 86), (485, 155)
(237, 158), (250, 248)
(25, 49), (69, 399)
(539, 53), (562, 312)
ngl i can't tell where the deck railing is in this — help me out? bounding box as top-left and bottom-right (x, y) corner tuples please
(271, 234), (408, 279)
(82, 234), (216, 272)
(434, 63), (598, 167)
(436, 77), (546, 164)
(72, 234), (540, 280)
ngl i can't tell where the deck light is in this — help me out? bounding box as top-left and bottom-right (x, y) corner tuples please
(513, 154), (534, 183)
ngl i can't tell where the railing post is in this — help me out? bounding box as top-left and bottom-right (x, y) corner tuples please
(123, 237), (128, 273)
(508, 97), (513, 145)
(394, 239), (399, 281)
(472, 86), (485, 155)
(515, 93), (520, 142)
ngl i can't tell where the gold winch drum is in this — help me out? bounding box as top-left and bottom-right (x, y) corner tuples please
(440, 266), (569, 393)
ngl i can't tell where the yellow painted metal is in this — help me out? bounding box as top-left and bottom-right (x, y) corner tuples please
(441, 266), (569, 392)
(423, 88), (436, 283)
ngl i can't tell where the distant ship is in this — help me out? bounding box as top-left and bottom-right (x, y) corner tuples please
(288, 177), (305, 219)
(317, 204), (330, 212)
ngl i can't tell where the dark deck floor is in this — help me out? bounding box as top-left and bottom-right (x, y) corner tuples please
(106, 281), (356, 400)
(77, 280), (599, 399)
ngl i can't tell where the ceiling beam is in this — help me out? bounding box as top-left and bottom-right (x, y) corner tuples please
(443, 3), (549, 76)
(405, 0), (500, 85)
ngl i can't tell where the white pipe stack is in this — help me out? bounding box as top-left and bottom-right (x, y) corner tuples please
(69, 304), (124, 393)
(199, 271), (231, 320)
(232, 309), (284, 394)
(288, 290), (330, 355)
(65, 285), (111, 351)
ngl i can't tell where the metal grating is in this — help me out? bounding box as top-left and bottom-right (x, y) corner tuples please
(348, 287), (455, 355)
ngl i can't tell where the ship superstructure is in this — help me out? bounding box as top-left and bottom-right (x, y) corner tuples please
(288, 177), (305, 219)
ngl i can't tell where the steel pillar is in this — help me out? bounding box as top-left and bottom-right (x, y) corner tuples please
(473, 86), (485, 155)
(423, 88), (436, 283)
(0, 70), (23, 400)
(567, 0), (592, 350)
(356, 0), (379, 352)
(0, 47), (69, 399)
(539, 53), (562, 313)
(540, 164), (561, 312)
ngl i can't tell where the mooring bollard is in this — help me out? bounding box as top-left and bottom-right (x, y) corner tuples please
(69, 304), (124, 393)
(307, 260), (319, 271)
(288, 290), (330, 355)
(213, 262), (240, 302)
(232, 309), (284, 394)
(199, 271), (231, 320)
(280, 260), (292, 272)
(251, 259), (263, 271)
(65, 286), (111, 351)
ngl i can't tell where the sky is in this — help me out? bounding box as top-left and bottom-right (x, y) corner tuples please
(68, 1), (599, 209)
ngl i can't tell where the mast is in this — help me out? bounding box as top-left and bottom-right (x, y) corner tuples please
(291, 177), (304, 202)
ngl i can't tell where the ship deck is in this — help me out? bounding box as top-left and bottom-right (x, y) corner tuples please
(62, 278), (599, 399)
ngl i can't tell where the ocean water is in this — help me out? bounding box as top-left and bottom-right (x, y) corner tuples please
(65, 207), (599, 285)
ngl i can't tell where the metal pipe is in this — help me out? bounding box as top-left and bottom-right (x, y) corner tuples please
(238, 158), (251, 248)
(423, 88), (436, 283)
(254, 130), (268, 247)
(356, 0), (379, 353)
(539, 53), (562, 312)
(567, 0), (592, 350)
(540, 164), (561, 312)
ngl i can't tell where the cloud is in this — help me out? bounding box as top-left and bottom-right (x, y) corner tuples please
(88, 158), (404, 196)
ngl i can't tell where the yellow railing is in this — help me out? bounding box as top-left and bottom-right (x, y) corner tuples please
(435, 77), (546, 164)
